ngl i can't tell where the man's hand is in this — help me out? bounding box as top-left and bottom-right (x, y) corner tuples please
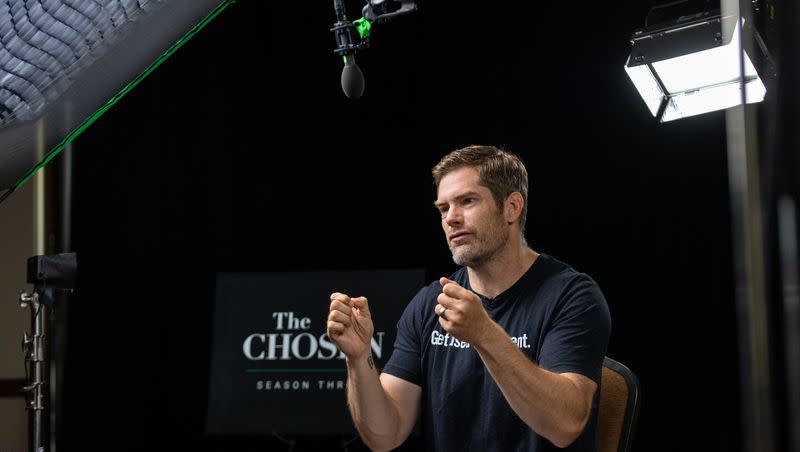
(328, 292), (374, 359)
(435, 277), (492, 344)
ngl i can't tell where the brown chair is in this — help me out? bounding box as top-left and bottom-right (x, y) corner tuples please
(596, 357), (640, 452)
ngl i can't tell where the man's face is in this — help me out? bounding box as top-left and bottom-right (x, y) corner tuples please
(434, 167), (509, 268)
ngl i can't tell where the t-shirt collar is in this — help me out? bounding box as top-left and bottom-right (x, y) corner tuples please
(465, 253), (548, 307)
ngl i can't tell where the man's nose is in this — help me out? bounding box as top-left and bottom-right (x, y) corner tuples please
(445, 207), (463, 226)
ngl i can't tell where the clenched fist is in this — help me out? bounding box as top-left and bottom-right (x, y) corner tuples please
(327, 292), (374, 360)
(435, 277), (492, 345)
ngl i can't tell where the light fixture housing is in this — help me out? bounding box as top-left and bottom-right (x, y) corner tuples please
(625, 9), (772, 122)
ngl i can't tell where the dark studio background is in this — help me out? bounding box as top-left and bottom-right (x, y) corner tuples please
(51, 0), (765, 450)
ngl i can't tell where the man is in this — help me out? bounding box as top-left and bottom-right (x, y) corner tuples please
(327, 145), (611, 451)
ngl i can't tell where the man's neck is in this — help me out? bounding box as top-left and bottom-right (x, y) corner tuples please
(467, 244), (539, 299)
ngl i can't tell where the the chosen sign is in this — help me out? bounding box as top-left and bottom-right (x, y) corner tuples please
(207, 269), (424, 435)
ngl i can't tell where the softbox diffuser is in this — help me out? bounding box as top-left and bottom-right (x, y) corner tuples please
(0, 0), (234, 202)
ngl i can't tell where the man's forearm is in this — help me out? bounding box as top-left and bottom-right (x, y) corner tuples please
(346, 354), (402, 451)
(473, 321), (592, 448)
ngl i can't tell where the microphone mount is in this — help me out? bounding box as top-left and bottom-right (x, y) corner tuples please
(331, 0), (417, 98)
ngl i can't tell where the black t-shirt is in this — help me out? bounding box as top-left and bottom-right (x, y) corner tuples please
(382, 254), (611, 452)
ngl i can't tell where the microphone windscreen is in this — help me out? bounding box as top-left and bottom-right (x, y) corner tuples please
(341, 64), (365, 99)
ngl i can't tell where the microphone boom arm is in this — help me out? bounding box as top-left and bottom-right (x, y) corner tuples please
(362, 0), (418, 24)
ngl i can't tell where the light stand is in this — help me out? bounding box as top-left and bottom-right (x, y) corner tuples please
(626, 1), (788, 449)
(20, 290), (48, 452)
(19, 252), (77, 452)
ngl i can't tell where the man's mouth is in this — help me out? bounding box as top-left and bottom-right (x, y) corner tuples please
(449, 232), (471, 244)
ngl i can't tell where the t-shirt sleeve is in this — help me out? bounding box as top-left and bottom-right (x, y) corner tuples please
(538, 275), (611, 384)
(381, 286), (430, 386)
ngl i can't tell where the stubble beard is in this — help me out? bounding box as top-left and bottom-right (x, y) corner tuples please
(450, 219), (509, 268)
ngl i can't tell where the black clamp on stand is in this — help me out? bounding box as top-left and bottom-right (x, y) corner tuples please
(19, 252), (77, 452)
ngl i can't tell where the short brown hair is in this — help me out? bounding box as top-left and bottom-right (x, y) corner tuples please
(432, 145), (529, 236)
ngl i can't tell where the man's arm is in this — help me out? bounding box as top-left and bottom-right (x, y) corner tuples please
(472, 322), (596, 448)
(328, 293), (422, 451)
(435, 279), (599, 448)
(346, 355), (422, 451)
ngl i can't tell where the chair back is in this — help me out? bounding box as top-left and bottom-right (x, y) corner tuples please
(596, 356), (640, 452)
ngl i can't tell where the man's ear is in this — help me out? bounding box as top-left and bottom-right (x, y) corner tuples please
(504, 192), (524, 225)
